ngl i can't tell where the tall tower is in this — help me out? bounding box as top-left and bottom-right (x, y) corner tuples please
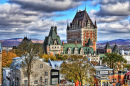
(0, 43), (2, 86)
(104, 42), (111, 53)
(67, 9), (97, 51)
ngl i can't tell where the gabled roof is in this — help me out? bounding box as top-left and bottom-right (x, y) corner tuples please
(86, 38), (93, 47)
(104, 42), (111, 49)
(112, 44), (119, 54)
(48, 59), (63, 69)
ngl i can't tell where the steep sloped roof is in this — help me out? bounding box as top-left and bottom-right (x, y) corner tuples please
(112, 44), (119, 54)
(86, 38), (93, 47)
(72, 10), (95, 28)
(104, 42), (111, 49)
(44, 26), (62, 46)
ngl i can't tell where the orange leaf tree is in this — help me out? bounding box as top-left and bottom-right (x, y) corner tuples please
(2, 50), (17, 67)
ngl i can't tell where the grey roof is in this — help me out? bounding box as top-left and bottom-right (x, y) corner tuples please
(48, 59), (63, 69)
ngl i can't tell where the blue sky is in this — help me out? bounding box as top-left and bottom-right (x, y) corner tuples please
(0, 0), (129, 41)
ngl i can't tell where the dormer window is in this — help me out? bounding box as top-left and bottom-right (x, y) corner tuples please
(54, 40), (57, 45)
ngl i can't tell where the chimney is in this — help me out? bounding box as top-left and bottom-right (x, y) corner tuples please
(75, 41), (77, 45)
(62, 41), (64, 45)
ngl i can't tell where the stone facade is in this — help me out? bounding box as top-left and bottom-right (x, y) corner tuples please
(67, 10), (97, 51)
(10, 56), (51, 86)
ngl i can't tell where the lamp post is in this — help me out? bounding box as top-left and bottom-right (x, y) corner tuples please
(72, 80), (74, 86)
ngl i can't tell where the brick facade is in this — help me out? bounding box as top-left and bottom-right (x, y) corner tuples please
(67, 10), (97, 51)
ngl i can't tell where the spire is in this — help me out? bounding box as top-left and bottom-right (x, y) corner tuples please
(85, 3), (86, 11)
(95, 19), (97, 28)
(104, 42), (111, 49)
(86, 38), (93, 47)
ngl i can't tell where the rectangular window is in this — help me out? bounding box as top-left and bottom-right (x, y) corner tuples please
(34, 80), (38, 84)
(52, 78), (58, 85)
(24, 80), (28, 85)
(40, 64), (43, 68)
(31, 64), (33, 68)
(24, 73), (27, 77)
(45, 72), (48, 76)
(45, 79), (48, 85)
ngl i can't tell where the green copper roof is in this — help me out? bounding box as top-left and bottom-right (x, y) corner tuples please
(104, 42), (111, 49)
(112, 44), (119, 54)
(44, 26), (62, 46)
(63, 43), (94, 54)
(86, 38), (93, 46)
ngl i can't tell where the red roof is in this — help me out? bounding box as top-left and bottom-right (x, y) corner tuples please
(125, 71), (130, 75)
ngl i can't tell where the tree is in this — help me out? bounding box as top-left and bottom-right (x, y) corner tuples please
(42, 54), (56, 62)
(55, 54), (68, 60)
(2, 50), (17, 67)
(60, 55), (95, 86)
(124, 64), (130, 70)
(102, 53), (127, 71)
(18, 42), (38, 86)
(14, 42), (43, 58)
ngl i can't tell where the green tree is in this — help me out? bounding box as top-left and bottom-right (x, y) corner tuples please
(102, 53), (127, 70)
(124, 64), (130, 70)
(55, 54), (68, 60)
(18, 42), (38, 86)
(60, 55), (95, 86)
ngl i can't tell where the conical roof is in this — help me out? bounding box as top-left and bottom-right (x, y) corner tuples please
(112, 44), (119, 54)
(86, 38), (93, 46)
(104, 42), (111, 49)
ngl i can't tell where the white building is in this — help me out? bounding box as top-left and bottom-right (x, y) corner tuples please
(3, 68), (10, 86)
(120, 50), (130, 64)
(10, 55), (52, 86)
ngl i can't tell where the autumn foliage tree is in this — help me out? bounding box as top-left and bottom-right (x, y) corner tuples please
(102, 53), (127, 71)
(42, 54), (56, 62)
(2, 50), (17, 67)
(60, 55), (95, 86)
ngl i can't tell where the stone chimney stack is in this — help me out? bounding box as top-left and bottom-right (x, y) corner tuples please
(75, 41), (77, 45)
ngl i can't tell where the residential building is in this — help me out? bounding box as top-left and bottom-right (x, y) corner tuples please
(124, 71), (130, 85)
(0, 43), (2, 86)
(3, 68), (10, 86)
(10, 56), (52, 86)
(67, 9), (97, 51)
(94, 65), (113, 86)
(94, 65), (127, 86)
(48, 59), (63, 84)
(120, 50), (130, 64)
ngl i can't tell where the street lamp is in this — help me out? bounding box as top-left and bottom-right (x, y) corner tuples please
(72, 80), (74, 86)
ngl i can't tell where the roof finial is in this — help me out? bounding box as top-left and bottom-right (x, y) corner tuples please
(85, 3), (86, 11)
